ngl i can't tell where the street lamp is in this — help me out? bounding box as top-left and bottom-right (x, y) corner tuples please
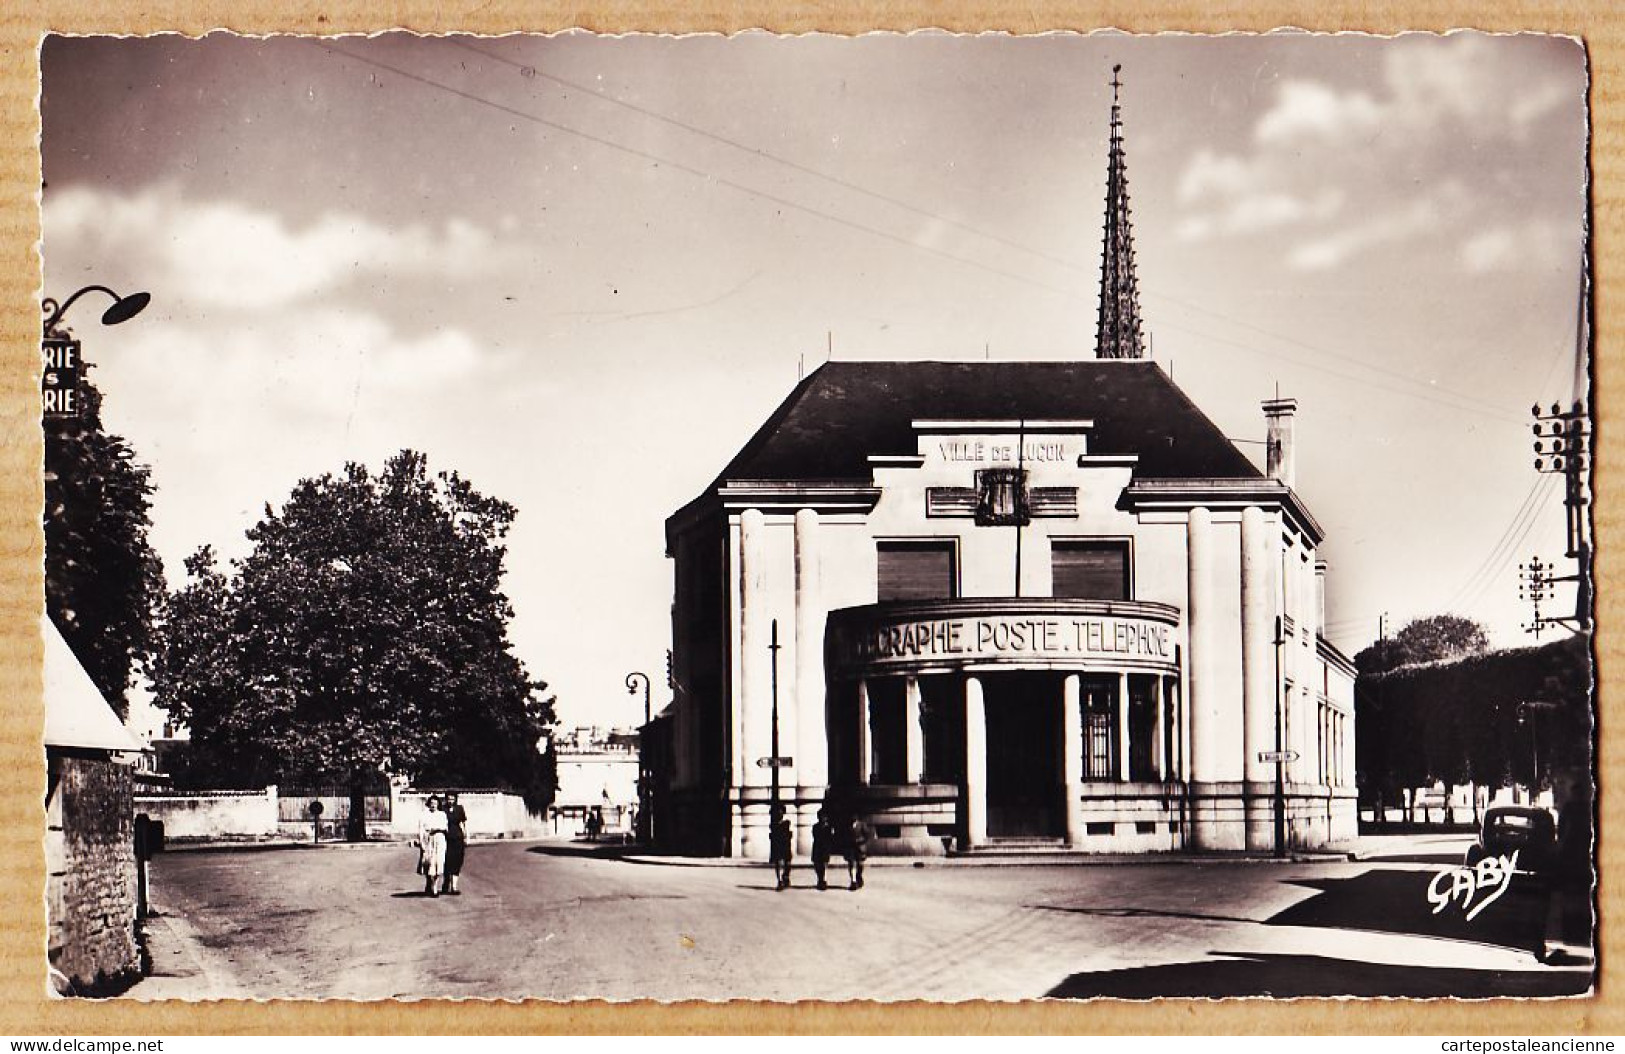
(41, 285), (152, 420)
(625, 671), (650, 726)
(42, 285), (151, 335)
(626, 671), (651, 844)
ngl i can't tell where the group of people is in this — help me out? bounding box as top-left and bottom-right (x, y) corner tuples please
(769, 808), (869, 892)
(413, 792), (468, 898)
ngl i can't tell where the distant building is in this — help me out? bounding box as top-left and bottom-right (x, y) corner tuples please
(654, 70), (1356, 859)
(552, 725), (641, 835)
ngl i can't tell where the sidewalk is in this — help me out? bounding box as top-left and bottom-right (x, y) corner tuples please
(127, 907), (249, 1001)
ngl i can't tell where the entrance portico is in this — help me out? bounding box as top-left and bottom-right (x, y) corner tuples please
(825, 599), (1183, 850)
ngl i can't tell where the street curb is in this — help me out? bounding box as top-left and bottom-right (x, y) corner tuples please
(614, 850), (1365, 868)
(163, 836), (530, 853)
(158, 838), (1372, 866)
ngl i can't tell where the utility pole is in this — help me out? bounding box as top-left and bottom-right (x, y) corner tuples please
(1014, 419), (1025, 597)
(1273, 615), (1286, 858)
(1523, 399), (1591, 635)
(769, 619), (782, 822)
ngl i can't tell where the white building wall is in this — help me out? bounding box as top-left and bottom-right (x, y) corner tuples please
(1204, 516), (1246, 783)
(1134, 518), (1193, 777)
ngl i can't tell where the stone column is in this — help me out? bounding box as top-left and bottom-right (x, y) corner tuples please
(856, 679), (872, 786)
(1186, 508), (1216, 785)
(1322, 705), (1331, 786)
(1062, 674), (1083, 845)
(1152, 675), (1166, 780)
(1167, 676), (1182, 779)
(1240, 505), (1276, 852)
(1116, 672), (1131, 782)
(964, 675), (987, 847)
(1186, 506), (1218, 849)
(1341, 714), (1351, 787)
(904, 676), (924, 784)
(738, 508), (769, 860)
(793, 508), (826, 854)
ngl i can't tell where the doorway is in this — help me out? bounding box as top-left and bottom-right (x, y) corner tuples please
(982, 672), (1065, 839)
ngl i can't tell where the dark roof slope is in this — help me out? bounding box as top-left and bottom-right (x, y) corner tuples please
(713, 360), (1261, 485)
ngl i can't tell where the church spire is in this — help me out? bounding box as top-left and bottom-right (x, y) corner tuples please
(1095, 64), (1147, 360)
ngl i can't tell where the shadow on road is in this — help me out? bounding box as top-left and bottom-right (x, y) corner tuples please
(1047, 952), (1592, 999)
(1048, 867), (1593, 999)
(1269, 870), (1550, 955)
(525, 843), (750, 868)
(1036, 905), (1254, 926)
(527, 842), (636, 860)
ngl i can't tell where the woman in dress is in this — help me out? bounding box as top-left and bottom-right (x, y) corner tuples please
(441, 791), (468, 895)
(416, 795), (449, 898)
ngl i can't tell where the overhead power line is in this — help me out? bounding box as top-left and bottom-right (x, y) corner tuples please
(318, 39), (1550, 430)
(450, 37), (1529, 424)
(315, 42), (1093, 309)
(443, 37), (1092, 277)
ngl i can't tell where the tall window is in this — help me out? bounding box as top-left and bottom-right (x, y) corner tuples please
(1052, 540), (1131, 600)
(1128, 675), (1157, 781)
(1081, 678), (1117, 781)
(877, 541), (957, 602)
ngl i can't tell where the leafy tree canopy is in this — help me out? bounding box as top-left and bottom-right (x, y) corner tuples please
(153, 450), (555, 806)
(1354, 614), (1489, 676)
(45, 359), (164, 719)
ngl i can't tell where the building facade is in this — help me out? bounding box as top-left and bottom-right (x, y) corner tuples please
(653, 70), (1356, 859)
(659, 365), (1357, 858)
(552, 725), (641, 836)
(44, 618), (144, 993)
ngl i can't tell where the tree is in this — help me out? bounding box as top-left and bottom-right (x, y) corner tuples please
(44, 356), (165, 719)
(152, 450), (556, 828)
(1354, 614), (1489, 676)
(1355, 633), (1590, 824)
(1353, 614), (1489, 821)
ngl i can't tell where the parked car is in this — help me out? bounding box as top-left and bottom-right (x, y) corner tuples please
(1464, 805), (1556, 876)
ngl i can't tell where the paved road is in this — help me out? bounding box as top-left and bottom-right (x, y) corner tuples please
(131, 835), (1592, 1001)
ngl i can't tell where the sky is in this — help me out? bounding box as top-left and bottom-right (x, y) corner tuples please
(39, 31), (1589, 735)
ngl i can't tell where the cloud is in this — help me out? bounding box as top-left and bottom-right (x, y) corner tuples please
(109, 306), (488, 431)
(1178, 149), (1253, 202)
(1459, 220), (1574, 274)
(1288, 198), (1441, 271)
(45, 184), (527, 311)
(1171, 35), (1582, 273)
(1460, 228), (1520, 273)
(1179, 187), (1344, 242)
(1255, 81), (1382, 146)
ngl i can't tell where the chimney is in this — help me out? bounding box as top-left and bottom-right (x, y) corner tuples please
(1262, 397), (1298, 487)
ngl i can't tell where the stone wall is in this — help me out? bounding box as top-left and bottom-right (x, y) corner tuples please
(46, 752), (139, 994)
(133, 786), (550, 842)
(392, 791), (551, 840)
(134, 787), (278, 841)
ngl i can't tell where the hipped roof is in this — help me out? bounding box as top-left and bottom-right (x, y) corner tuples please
(711, 360), (1261, 486)
(44, 617), (141, 753)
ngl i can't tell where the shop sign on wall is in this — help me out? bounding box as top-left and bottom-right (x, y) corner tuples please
(830, 609), (1178, 674)
(42, 338), (82, 419)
